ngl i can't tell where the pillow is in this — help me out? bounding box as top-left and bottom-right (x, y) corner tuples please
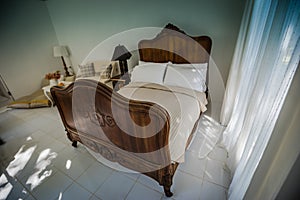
(163, 63), (208, 92)
(138, 60), (170, 65)
(131, 63), (167, 84)
(78, 63), (95, 77)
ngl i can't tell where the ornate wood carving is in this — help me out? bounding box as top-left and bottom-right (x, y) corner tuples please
(164, 23), (186, 34)
(138, 23), (212, 64)
(89, 110), (116, 127)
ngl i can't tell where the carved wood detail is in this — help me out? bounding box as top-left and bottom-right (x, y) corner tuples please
(89, 110), (116, 127)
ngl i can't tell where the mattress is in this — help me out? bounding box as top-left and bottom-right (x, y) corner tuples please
(118, 82), (207, 162)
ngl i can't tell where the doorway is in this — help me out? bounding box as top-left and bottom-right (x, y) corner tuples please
(0, 74), (14, 108)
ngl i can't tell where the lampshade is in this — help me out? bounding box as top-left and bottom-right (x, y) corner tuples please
(111, 45), (132, 61)
(53, 46), (69, 57)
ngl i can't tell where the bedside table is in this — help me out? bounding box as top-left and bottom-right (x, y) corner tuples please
(108, 74), (130, 91)
(42, 85), (53, 106)
(42, 81), (72, 106)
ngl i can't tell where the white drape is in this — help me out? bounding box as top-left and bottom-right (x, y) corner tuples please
(219, 0), (300, 199)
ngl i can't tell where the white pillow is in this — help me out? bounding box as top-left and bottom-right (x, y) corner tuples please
(138, 60), (170, 65)
(131, 63), (167, 84)
(163, 63), (208, 92)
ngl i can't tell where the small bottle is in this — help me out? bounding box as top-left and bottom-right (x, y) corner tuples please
(58, 74), (64, 83)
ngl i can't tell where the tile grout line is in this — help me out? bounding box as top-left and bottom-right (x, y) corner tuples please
(203, 178), (230, 190)
(136, 178), (164, 194)
(85, 169), (116, 198)
(124, 176), (139, 200)
(124, 177), (148, 200)
(1, 108), (230, 199)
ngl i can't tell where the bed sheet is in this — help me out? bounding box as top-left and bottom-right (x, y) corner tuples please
(118, 82), (207, 162)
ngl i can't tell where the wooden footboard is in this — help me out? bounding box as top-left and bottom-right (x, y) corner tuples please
(51, 79), (177, 196)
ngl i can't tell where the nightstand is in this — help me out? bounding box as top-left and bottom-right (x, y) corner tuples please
(108, 74), (130, 91)
(42, 81), (72, 106)
(42, 85), (54, 106)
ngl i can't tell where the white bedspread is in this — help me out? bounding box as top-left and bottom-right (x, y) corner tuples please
(118, 82), (208, 163)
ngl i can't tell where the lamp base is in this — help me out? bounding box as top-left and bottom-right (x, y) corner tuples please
(64, 66), (70, 77)
(61, 56), (70, 76)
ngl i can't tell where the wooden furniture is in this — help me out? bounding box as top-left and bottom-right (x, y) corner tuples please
(42, 85), (54, 106)
(51, 23), (212, 197)
(108, 75), (129, 91)
(42, 81), (73, 106)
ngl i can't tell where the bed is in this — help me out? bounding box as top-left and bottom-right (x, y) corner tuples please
(50, 23), (212, 197)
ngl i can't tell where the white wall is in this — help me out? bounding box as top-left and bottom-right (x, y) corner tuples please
(45, 0), (246, 120)
(0, 0), (245, 113)
(0, 0), (60, 99)
(46, 0), (246, 93)
(244, 65), (300, 199)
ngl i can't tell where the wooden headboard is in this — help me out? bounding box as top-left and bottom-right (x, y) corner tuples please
(138, 23), (212, 64)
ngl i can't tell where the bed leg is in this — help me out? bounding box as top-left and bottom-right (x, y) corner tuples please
(163, 174), (173, 197)
(164, 186), (173, 197)
(66, 131), (78, 148)
(72, 141), (77, 148)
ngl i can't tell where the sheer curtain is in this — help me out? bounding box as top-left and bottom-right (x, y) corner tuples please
(220, 0), (300, 199)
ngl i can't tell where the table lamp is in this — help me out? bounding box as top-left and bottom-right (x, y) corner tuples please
(111, 45), (132, 76)
(53, 45), (70, 76)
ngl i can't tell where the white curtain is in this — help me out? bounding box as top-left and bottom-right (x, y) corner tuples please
(220, 0), (300, 199)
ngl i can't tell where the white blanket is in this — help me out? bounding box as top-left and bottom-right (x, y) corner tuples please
(118, 82), (208, 162)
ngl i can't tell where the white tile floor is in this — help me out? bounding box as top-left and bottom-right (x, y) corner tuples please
(0, 107), (231, 200)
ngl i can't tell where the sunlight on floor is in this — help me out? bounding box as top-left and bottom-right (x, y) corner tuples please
(0, 107), (230, 199)
(26, 148), (57, 190)
(6, 145), (36, 178)
(189, 115), (225, 159)
(0, 143), (58, 199)
(66, 160), (72, 170)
